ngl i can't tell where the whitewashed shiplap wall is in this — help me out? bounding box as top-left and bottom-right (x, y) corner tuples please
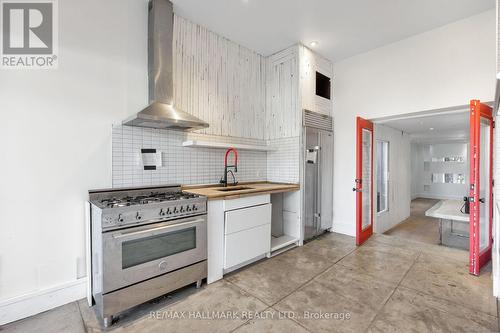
(173, 15), (266, 140)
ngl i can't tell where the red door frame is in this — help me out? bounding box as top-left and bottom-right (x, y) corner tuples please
(355, 116), (374, 245)
(469, 100), (493, 276)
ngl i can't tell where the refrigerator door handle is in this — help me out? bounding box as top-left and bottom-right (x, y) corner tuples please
(316, 134), (322, 234)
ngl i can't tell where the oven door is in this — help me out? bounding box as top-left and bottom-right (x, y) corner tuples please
(102, 215), (207, 293)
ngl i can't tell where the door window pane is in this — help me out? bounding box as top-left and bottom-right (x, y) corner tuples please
(479, 118), (491, 251)
(376, 141), (389, 213)
(122, 227), (196, 269)
(362, 129), (372, 229)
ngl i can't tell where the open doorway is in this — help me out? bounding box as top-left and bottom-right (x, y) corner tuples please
(356, 101), (494, 275)
(377, 110), (470, 249)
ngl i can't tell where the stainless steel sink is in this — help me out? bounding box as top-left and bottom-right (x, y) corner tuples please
(215, 186), (254, 192)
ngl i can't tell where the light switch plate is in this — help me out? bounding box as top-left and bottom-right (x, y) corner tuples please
(141, 148), (162, 170)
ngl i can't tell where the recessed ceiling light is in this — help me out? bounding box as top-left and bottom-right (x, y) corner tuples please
(429, 127), (434, 131)
(309, 41), (319, 47)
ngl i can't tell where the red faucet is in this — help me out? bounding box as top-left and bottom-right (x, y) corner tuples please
(221, 148), (238, 186)
(224, 148), (238, 171)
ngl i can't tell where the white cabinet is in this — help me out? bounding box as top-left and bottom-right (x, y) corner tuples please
(225, 223), (271, 269)
(299, 45), (333, 116)
(207, 194), (272, 283)
(224, 203), (272, 234)
(224, 203), (272, 270)
(265, 44), (333, 141)
(266, 47), (301, 140)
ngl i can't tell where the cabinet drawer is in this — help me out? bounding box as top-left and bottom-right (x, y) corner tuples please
(223, 194), (270, 211)
(224, 224), (271, 269)
(225, 203), (271, 235)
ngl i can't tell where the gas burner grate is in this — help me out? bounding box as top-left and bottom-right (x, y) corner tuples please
(100, 191), (199, 208)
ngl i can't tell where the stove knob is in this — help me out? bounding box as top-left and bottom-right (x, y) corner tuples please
(136, 212), (142, 220)
(173, 207), (178, 214)
(118, 214), (124, 223)
(186, 206), (192, 212)
(159, 209), (166, 216)
(180, 206), (185, 213)
(193, 204), (197, 211)
(166, 208), (172, 215)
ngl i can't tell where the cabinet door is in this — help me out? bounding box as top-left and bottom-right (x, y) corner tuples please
(225, 203), (272, 234)
(224, 224), (271, 269)
(267, 46), (300, 139)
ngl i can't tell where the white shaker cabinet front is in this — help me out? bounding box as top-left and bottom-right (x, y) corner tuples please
(224, 204), (272, 269)
(207, 194), (272, 283)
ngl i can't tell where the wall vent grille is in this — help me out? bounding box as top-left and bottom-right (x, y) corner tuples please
(303, 109), (333, 131)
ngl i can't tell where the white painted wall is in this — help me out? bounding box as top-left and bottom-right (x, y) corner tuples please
(0, 0), (149, 319)
(374, 125), (411, 234)
(411, 142), (469, 200)
(333, 10), (495, 236)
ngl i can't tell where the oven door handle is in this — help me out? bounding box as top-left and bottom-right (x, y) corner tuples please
(112, 218), (205, 240)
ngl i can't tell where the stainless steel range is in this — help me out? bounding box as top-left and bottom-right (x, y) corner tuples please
(89, 185), (207, 327)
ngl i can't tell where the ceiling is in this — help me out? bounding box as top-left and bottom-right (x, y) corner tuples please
(379, 111), (470, 143)
(171, 0), (494, 61)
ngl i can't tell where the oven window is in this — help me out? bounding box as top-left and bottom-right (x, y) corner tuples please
(122, 227), (196, 269)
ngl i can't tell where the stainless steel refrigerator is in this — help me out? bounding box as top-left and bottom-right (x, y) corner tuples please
(303, 110), (334, 241)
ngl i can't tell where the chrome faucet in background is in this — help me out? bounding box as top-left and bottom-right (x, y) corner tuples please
(220, 148), (238, 187)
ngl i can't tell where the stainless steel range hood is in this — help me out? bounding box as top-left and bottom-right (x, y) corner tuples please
(123, 0), (209, 131)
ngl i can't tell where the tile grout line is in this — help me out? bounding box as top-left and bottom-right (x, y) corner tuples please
(225, 240), (358, 322)
(269, 305), (315, 333)
(399, 283), (498, 319)
(387, 250), (497, 318)
(224, 279), (275, 308)
(75, 301), (89, 333)
(270, 244), (360, 331)
(268, 245), (359, 308)
(363, 252), (422, 333)
(227, 305), (314, 333)
(228, 305), (271, 333)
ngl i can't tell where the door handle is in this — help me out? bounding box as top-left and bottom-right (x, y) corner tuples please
(112, 218), (204, 239)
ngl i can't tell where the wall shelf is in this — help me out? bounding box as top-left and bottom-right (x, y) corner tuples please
(182, 140), (276, 151)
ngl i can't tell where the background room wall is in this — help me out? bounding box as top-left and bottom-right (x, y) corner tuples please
(411, 142), (469, 200)
(374, 124), (411, 234)
(332, 9), (495, 236)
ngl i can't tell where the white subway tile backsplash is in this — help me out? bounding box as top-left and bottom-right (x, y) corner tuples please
(112, 125), (269, 187)
(267, 136), (300, 183)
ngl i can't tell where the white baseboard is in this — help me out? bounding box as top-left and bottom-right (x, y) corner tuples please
(0, 278), (87, 325)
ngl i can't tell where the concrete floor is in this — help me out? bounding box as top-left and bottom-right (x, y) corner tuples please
(384, 198), (441, 245)
(1, 232), (497, 333)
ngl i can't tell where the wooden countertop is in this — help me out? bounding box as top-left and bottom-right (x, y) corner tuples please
(182, 181), (300, 200)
